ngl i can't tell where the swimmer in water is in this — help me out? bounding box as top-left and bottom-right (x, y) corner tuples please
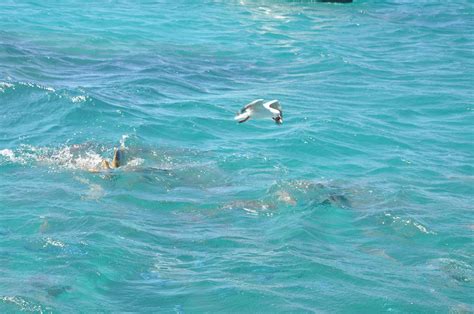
(89, 147), (124, 172)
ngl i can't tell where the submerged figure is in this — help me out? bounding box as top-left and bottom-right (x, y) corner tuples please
(321, 194), (352, 208)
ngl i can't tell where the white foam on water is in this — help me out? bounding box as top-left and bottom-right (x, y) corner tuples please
(0, 296), (45, 312)
(382, 213), (436, 235)
(71, 95), (86, 103)
(18, 81), (55, 92)
(1, 144), (105, 171)
(0, 149), (15, 160)
(126, 157), (144, 168)
(43, 237), (65, 248)
(0, 82), (14, 93)
(120, 134), (129, 148)
(72, 151), (104, 170)
(40, 146), (104, 171)
(0, 148), (28, 164)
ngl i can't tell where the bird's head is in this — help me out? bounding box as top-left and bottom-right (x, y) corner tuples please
(272, 110), (283, 125)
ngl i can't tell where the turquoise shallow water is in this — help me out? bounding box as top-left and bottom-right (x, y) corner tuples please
(1, 0), (473, 312)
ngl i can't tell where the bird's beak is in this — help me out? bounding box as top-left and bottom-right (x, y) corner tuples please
(273, 116), (283, 125)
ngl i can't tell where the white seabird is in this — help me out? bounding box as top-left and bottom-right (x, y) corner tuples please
(234, 99), (283, 124)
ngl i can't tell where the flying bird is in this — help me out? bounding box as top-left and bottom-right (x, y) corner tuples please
(234, 99), (283, 124)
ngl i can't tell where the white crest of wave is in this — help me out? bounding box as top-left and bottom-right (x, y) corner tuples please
(126, 157), (144, 168)
(120, 134), (129, 148)
(0, 149), (16, 160)
(0, 148), (28, 164)
(18, 81), (55, 92)
(43, 237), (66, 248)
(71, 95), (87, 103)
(0, 82), (14, 93)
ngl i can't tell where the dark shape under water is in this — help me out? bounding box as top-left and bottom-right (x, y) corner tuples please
(319, 194), (352, 208)
(46, 285), (72, 298)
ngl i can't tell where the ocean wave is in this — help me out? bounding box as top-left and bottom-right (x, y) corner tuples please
(429, 258), (473, 284)
(1, 0), (473, 311)
(378, 212), (437, 237)
(0, 82), (14, 93)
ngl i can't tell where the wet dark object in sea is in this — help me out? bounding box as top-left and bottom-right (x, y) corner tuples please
(47, 285), (72, 297)
(319, 194), (352, 208)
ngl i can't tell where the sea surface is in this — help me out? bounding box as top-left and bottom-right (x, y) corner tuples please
(0, 0), (473, 312)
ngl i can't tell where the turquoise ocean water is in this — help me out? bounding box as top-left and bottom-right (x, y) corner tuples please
(1, 0), (473, 312)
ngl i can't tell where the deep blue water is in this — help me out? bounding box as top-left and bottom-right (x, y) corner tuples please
(0, 0), (473, 312)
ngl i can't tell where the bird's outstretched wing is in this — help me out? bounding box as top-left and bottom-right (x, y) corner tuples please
(235, 99), (264, 122)
(263, 100), (281, 114)
(241, 99), (264, 113)
(264, 100), (283, 124)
